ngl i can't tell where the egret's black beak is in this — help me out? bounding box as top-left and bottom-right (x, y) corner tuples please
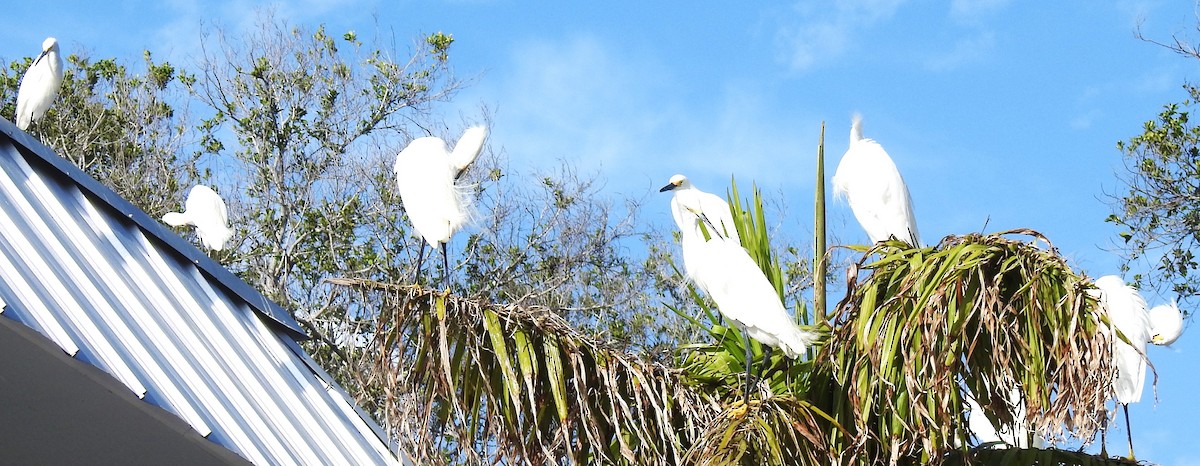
(33, 50), (49, 65)
(659, 183), (677, 193)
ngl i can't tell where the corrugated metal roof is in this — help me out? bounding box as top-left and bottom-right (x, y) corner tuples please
(0, 121), (400, 465)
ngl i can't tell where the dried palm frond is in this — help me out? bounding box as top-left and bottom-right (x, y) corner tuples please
(326, 280), (717, 465)
(820, 229), (1113, 464)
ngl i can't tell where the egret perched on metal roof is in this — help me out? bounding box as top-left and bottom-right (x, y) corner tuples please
(394, 126), (487, 290)
(832, 114), (920, 246)
(163, 185), (234, 251)
(15, 37), (65, 130)
(1092, 275), (1185, 459)
(661, 175), (816, 403)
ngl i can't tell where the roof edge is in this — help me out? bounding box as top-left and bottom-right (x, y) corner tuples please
(0, 117), (308, 339)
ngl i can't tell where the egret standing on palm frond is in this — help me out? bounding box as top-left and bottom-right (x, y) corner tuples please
(1092, 275), (1185, 459)
(661, 174), (816, 404)
(832, 114), (920, 246)
(394, 126), (487, 290)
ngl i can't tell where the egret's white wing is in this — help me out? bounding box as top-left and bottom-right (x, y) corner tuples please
(1095, 275), (1151, 404)
(186, 185), (232, 250)
(696, 191), (740, 243)
(835, 137), (919, 245)
(395, 136), (463, 246)
(695, 237), (814, 358)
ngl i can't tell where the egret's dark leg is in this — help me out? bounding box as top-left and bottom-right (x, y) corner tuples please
(1099, 410), (1108, 456)
(440, 241), (450, 292)
(755, 346), (769, 381)
(414, 242), (428, 286)
(1100, 418), (1108, 458)
(742, 329), (754, 405)
(1123, 404), (1135, 460)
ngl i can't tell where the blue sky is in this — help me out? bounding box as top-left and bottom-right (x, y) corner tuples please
(4, 0), (1199, 462)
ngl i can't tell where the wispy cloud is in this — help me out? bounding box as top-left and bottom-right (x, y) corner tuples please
(923, 31), (995, 71)
(151, 0), (379, 63)
(772, 0), (908, 71)
(468, 34), (819, 196)
(473, 35), (681, 185)
(949, 0), (1012, 24)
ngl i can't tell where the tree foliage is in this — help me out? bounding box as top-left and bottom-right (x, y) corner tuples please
(191, 13), (464, 312)
(1110, 83), (1200, 307)
(1, 15), (1156, 466)
(1, 50), (198, 215)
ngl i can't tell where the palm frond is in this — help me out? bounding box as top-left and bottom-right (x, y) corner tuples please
(683, 395), (835, 465)
(326, 279), (717, 465)
(819, 229), (1113, 464)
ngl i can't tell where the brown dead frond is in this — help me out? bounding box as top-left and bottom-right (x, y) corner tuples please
(325, 278), (719, 465)
(820, 230), (1113, 464)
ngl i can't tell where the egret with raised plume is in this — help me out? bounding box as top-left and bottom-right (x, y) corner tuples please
(394, 126), (487, 290)
(832, 114), (920, 246)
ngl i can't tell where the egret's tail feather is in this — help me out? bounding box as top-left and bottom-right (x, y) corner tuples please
(162, 212), (190, 227)
(773, 325), (820, 359)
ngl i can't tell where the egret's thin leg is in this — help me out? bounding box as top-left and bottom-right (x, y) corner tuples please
(1100, 418), (1108, 458)
(441, 241), (450, 292)
(755, 346), (768, 382)
(1123, 404), (1135, 460)
(414, 242), (428, 286)
(742, 329), (753, 406)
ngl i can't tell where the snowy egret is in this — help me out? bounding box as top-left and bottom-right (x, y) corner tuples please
(394, 126), (487, 290)
(163, 185), (234, 251)
(964, 388), (1045, 449)
(659, 174), (741, 244)
(662, 175), (816, 403)
(15, 37), (64, 130)
(659, 174), (741, 292)
(831, 114), (920, 246)
(1093, 275), (1157, 459)
(1148, 301), (1184, 346)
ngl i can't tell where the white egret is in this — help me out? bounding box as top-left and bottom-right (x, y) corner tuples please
(394, 126), (487, 289)
(965, 388), (1045, 449)
(662, 175), (816, 403)
(1093, 275), (1155, 459)
(15, 37), (64, 130)
(1148, 301), (1184, 346)
(659, 174), (740, 244)
(831, 114), (920, 246)
(659, 174), (741, 292)
(163, 185), (233, 251)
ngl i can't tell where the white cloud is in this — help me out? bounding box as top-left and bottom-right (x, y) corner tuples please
(949, 0), (1011, 23)
(151, 0), (379, 63)
(468, 34), (821, 198)
(924, 31), (995, 71)
(474, 35), (681, 185)
(772, 0), (908, 71)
